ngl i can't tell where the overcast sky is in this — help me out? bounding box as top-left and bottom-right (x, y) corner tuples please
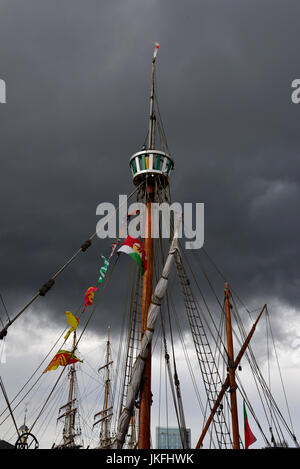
(0, 0), (300, 449)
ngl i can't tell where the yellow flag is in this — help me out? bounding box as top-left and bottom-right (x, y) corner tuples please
(64, 311), (79, 341)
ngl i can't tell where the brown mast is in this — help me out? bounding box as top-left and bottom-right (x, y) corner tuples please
(128, 43), (174, 449)
(224, 282), (240, 449)
(138, 183), (154, 448)
(137, 46), (157, 449)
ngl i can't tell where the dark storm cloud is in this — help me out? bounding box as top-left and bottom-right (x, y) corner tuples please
(1, 0), (300, 342)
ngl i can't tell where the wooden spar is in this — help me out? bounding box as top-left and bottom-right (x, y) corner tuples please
(59, 398), (76, 412)
(138, 183), (154, 449)
(195, 304), (266, 449)
(224, 282), (240, 449)
(98, 361), (113, 372)
(93, 413), (113, 428)
(94, 406), (113, 419)
(57, 408), (77, 421)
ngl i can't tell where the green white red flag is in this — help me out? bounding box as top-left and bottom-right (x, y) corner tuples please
(118, 236), (147, 275)
(243, 401), (257, 449)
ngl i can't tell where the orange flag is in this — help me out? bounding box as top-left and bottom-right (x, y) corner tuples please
(44, 350), (83, 373)
(83, 286), (98, 312)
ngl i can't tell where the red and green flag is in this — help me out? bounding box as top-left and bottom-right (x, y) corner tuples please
(118, 236), (147, 275)
(243, 401), (257, 449)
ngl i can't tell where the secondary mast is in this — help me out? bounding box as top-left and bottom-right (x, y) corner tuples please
(224, 283), (240, 449)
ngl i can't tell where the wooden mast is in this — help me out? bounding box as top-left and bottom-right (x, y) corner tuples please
(138, 184), (154, 448)
(195, 304), (266, 449)
(224, 282), (240, 449)
(137, 45), (157, 449)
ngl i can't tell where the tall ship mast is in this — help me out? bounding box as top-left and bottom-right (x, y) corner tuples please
(0, 44), (299, 451)
(123, 42), (175, 449)
(133, 42), (174, 449)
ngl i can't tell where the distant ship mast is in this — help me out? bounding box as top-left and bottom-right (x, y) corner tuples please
(93, 326), (114, 448)
(55, 332), (82, 449)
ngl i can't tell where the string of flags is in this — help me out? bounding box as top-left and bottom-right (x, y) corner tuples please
(44, 210), (147, 373)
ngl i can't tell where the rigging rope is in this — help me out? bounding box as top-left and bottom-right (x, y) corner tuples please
(27, 254), (119, 436)
(265, 305), (296, 438)
(0, 293), (10, 323)
(160, 300), (185, 448)
(155, 189), (298, 447)
(230, 294), (298, 446)
(0, 183), (143, 340)
(0, 325), (68, 426)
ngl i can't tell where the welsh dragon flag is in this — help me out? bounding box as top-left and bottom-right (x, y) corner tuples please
(43, 350), (83, 373)
(243, 401), (257, 449)
(118, 236), (147, 275)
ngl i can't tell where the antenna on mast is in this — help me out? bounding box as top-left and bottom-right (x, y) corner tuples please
(153, 42), (159, 61)
(148, 42), (159, 150)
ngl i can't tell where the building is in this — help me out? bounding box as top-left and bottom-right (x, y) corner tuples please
(156, 427), (191, 449)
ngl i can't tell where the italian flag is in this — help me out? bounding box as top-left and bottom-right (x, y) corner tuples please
(244, 401), (257, 449)
(118, 236), (147, 275)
